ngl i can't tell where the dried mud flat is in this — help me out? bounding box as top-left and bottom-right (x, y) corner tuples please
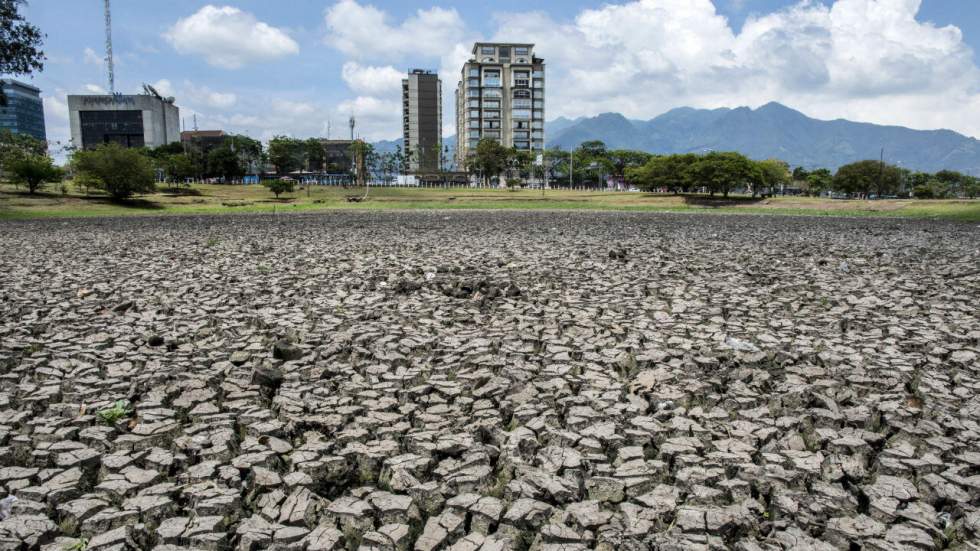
(0, 211), (978, 551)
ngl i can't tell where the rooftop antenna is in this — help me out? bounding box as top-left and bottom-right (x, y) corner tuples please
(104, 0), (115, 94)
(193, 114), (198, 132)
(349, 115), (355, 141)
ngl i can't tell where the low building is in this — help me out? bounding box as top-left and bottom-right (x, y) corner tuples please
(318, 139), (356, 173)
(0, 79), (46, 141)
(68, 91), (179, 149)
(181, 130), (226, 155)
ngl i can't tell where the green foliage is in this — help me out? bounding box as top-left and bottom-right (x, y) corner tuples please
(0, 128), (46, 168)
(6, 153), (62, 193)
(97, 400), (131, 425)
(0, 0), (45, 106)
(72, 144), (156, 199)
(63, 538), (88, 551)
(913, 179), (950, 199)
(268, 136), (303, 174)
(626, 153), (699, 193)
(792, 166), (809, 181)
(756, 159), (791, 196)
(263, 178), (296, 199)
(207, 146), (243, 180)
(833, 160), (902, 196)
(805, 168), (833, 196)
(469, 139), (510, 184)
(686, 151), (762, 197)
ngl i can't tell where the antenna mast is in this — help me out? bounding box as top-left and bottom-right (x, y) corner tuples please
(104, 0), (115, 94)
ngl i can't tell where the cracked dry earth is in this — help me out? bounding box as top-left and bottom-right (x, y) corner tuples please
(0, 211), (978, 551)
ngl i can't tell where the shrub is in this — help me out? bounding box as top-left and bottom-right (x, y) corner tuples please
(72, 143), (156, 199)
(264, 178), (296, 199)
(96, 400), (131, 425)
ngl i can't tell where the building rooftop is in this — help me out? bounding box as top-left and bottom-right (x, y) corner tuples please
(471, 42), (535, 54)
(1, 78), (41, 94)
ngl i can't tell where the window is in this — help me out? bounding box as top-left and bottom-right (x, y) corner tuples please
(512, 109), (531, 119)
(513, 131), (529, 140)
(534, 101), (544, 109)
(499, 47), (510, 58)
(483, 89), (501, 98)
(467, 89), (480, 98)
(532, 110), (544, 120)
(482, 100), (500, 109)
(532, 131), (544, 139)
(469, 68), (480, 77)
(482, 57), (495, 63)
(469, 121), (480, 129)
(515, 47), (529, 56)
(483, 130), (500, 139)
(533, 71), (544, 79)
(484, 110), (500, 119)
(514, 141), (530, 150)
(513, 89), (531, 99)
(469, 110), (480, 119)
(467, 100), (479, 108)
(483, 71), (501, 87)
(483, 120), (500, 129)
(533, 80), (543, 88)
(514, 121), (530, 130)
(513, 99), (532, 109)
(532, 121), (543, 129)
(468, 78), (479, 87)
(468, 130), (480, 139)
(514, 71), (530, 79)
(481, 46), (495, 55)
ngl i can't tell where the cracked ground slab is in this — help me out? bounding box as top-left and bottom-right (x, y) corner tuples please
(0, 211), (978, 551)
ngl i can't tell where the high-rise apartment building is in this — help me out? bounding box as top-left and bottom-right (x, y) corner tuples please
(0, 79), (46, 141)
(402, 69), (442, 172)
(455, 43), (545, 166)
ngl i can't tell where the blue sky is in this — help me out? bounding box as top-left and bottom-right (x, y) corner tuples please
(17, 0), (980, 149)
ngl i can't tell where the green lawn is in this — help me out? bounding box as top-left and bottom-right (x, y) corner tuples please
(2, 182), (979, 222)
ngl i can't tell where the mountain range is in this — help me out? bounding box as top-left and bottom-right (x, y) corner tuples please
(547, 103), (980, 175)
(373, 102), (980, 175)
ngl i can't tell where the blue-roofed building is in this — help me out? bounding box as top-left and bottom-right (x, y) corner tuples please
(0, 79), (46, 142)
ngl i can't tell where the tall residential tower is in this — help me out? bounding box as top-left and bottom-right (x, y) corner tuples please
(402, 69), (442, 172)
(455, 43), (545, 167)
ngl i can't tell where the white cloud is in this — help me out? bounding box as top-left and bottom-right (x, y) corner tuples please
(151, 79), (175, 97)
(43, 95), (68, 120)
(484, 0), (980, 138)
(341, 62), (404, 95)
(83, 47), (103, 66)
(164, 5), (299, 69)
(273, 100), (317, 117)
(84, 83), (107, 94)
(324, 0), (465, 61)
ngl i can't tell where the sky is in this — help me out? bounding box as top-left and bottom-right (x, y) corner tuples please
(16, 0), (980, 151)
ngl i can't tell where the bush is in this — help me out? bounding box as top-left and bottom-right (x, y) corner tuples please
(264, 179), (296, 199)
(72, 143), (156, 199)
(6, 153), (62, 194)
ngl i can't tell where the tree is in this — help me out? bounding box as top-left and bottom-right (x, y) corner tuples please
(625, 153), (699, 193)
(72, 143), (156, 199)
(833, 160), (901, 197)
(686, 152), (762, 197)
(7, 152), (61, 193)
(264, 178), (295, 199)
(267, 136), (302, 175)
(756, 159), (791, 197)
(805, 168), (833, 196)
(348, 140), (373, 187)
(304, 138), (326, 171)
(469, 139), (510, 185)
(608, 149), (653, 181)
(0, 128), (45, 170)
(507, 148), (532, 189)
(0, 0), (45, 106)
(161, 154), (194, 186)
(792, 167), (809, 182)
(207, 146), (243, 181)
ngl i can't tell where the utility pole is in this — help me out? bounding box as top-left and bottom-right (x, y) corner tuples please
(104, 0), (115, 94)
(569, 151), (573, 188)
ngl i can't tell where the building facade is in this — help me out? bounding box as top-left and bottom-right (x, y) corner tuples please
(0, 79), (46, 141)
(68, 93), (179, 150)
(455, 43), (545, 167)
(402, 69), (442, 172)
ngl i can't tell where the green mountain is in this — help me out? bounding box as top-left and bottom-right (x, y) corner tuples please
(547, 102), (980, 175)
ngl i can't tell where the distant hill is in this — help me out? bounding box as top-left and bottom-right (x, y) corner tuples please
(547, 102), (980, 175)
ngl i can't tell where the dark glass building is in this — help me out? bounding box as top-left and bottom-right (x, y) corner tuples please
(0, 79), (46, 141)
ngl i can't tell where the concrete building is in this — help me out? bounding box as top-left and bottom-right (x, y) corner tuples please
(68, 92), (179, 150)
(455, 43), (545, 166)
(0, 79), (46, 141)
(402, 69), (442, 172)
(317, 139), (356, 173)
